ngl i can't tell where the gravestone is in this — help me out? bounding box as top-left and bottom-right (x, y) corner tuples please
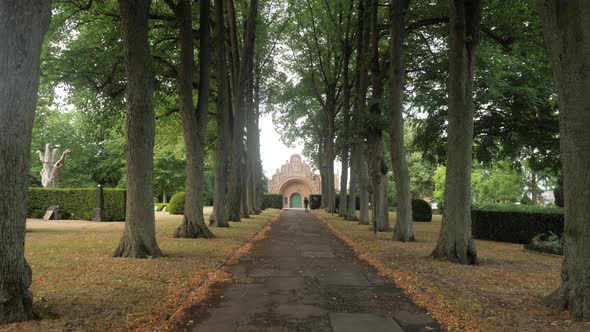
(43, 205), (62, 220)
(93, 185), (104, 221)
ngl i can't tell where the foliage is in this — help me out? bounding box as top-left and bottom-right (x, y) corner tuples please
(27, 188), (125, 221)
(471, 205), (563, 244)
(168, 192), (186, 215)
(524, 232), (563, 256)
(412, 199), (432, 222)
(262, 193), (283, 209)
(434, 161), (524, 205)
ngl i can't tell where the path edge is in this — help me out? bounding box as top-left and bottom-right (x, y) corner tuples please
(141, 209), (284, 331)
(312, 211), (481, 332)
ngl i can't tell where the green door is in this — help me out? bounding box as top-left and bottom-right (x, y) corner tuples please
(290, 193), (302, 208)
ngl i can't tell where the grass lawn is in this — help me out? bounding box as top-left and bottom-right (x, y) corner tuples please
(1, 208), (281, 332)
(315, 211), (590, 332)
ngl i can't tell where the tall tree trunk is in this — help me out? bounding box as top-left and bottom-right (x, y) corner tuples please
(171, 0), (215, 239)
(339, 148), (349, 217)
(431, 0), (481, 265)
(324, 110), (336, 213)
(346, 142), (360, 220)
(366, 0), (389, 232)
(211, 0), (230, 227)
(253, 73), (264, 212)
(114, 0), (163, 258)
(0, 0), (51, 323)
(530, 171), (538, 206)
(537, 0), (590, 319)
(389, 0), (415, 241)
(359, 151), (370, 225)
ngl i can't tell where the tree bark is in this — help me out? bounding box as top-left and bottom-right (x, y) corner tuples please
(359, 151), (370, 225)
(431, 0), (481, 265)
(366, 0), (389, 232)
(389, 0), (415, 242)
(211, 0), (230, 228)
(170, 0), (215, 238)
(114, 0), (163, 258)
(0, 0), (51, 323)
(537, 0), (590, 319)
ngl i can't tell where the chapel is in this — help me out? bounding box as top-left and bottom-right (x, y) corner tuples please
(267, 154), (339, 208)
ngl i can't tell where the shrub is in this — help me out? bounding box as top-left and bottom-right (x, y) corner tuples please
(154, 197), (159, 204)
(262, 193), (282, 209)
(412, 199), (432, 222)
(309, 194), (321, 210)
(335, 195), (360, 211)
(471, 204), (564, 244)
(524, 232), (563, 255)
(168, 192), (186, 215)
(27, 188), (126, 221)
(155, 203), (169, 211)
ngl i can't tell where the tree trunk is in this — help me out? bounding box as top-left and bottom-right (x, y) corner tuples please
(431, 0), (481, 265)
(389, 0), (415, 242)
(0, 0), (51, 323)
(114, 0), (163, 258)
(253, 73), (264, 212)
(324, 110), (336, 213)
(346, 142), (360, 221)
(359, 151), (370, 225)
(172, 0), (215, 238)
(366, 0), (389, 232)
(339, 148), (349, 217)
(211, 0), (230, 228)
(530, 171), (538, 206)
(537, 0), (590, 319)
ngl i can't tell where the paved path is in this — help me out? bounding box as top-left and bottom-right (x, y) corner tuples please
(183, 209), (439, 332)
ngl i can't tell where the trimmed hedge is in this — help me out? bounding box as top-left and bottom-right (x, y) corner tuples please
(155, 203), (169, 211)
(27, 188), (126, 221)
(262, 193), (283, 209)
(412, 199), (432, 222)
(335, 195), (361, 211)
(168, 192), (186, 215)
(310, 194), (322, 210)
(471, 205), (564, 244)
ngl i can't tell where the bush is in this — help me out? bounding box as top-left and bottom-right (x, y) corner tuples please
(412, 199), (432, 222)
(168, 192), (186, 215)
(471, 204), (564, 244)
(155, 203), (169, 211)
(27, 188), (126, 221)
(309, 194), (322, 210)
(335, 195), (360, 211)
(154, 197), (160, 204)
(262, 193), (282, 209)
(524, 232), (563, 255)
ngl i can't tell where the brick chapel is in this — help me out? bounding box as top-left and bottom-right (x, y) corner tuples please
(267, 154), (339, 208)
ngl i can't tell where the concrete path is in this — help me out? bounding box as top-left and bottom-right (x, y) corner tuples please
(183, 209), (439, 332)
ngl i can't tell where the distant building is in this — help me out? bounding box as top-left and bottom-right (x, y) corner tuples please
(267, 154), (339, 208)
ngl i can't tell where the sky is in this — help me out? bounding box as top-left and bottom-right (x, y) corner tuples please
(259, 113), (342, 180)
(259, 113), (304, 178)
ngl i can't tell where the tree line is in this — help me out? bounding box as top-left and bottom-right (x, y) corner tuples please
(1, 0), (589, 324)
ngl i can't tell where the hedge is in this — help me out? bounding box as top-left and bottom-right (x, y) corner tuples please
(310, 194), (322, 209)
(335, 195), (360, 211)
(412, 199), (432, 222)
(168, 192), (186, 215)
(262, 193), (282, 209)
(27, 188), (126, 221)
(471, 205), (564, 244)
(155, 203), (169, 211)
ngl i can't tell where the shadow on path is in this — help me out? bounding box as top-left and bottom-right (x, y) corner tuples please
(179, 209), (440, 332)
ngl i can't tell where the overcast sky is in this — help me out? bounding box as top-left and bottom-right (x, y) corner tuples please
(259, 113), (304, 178)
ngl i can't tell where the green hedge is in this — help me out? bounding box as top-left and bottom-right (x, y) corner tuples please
(168, 192), (186, 215)
(27, 188), (126, 221)
(262, 193), (282, 209)
(335, 195), (360, 211)
(155, 203), (169, 211)
(471, 205), (564, 244)
(309, 194), (322, 209)
(412, 199), (432, 222)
